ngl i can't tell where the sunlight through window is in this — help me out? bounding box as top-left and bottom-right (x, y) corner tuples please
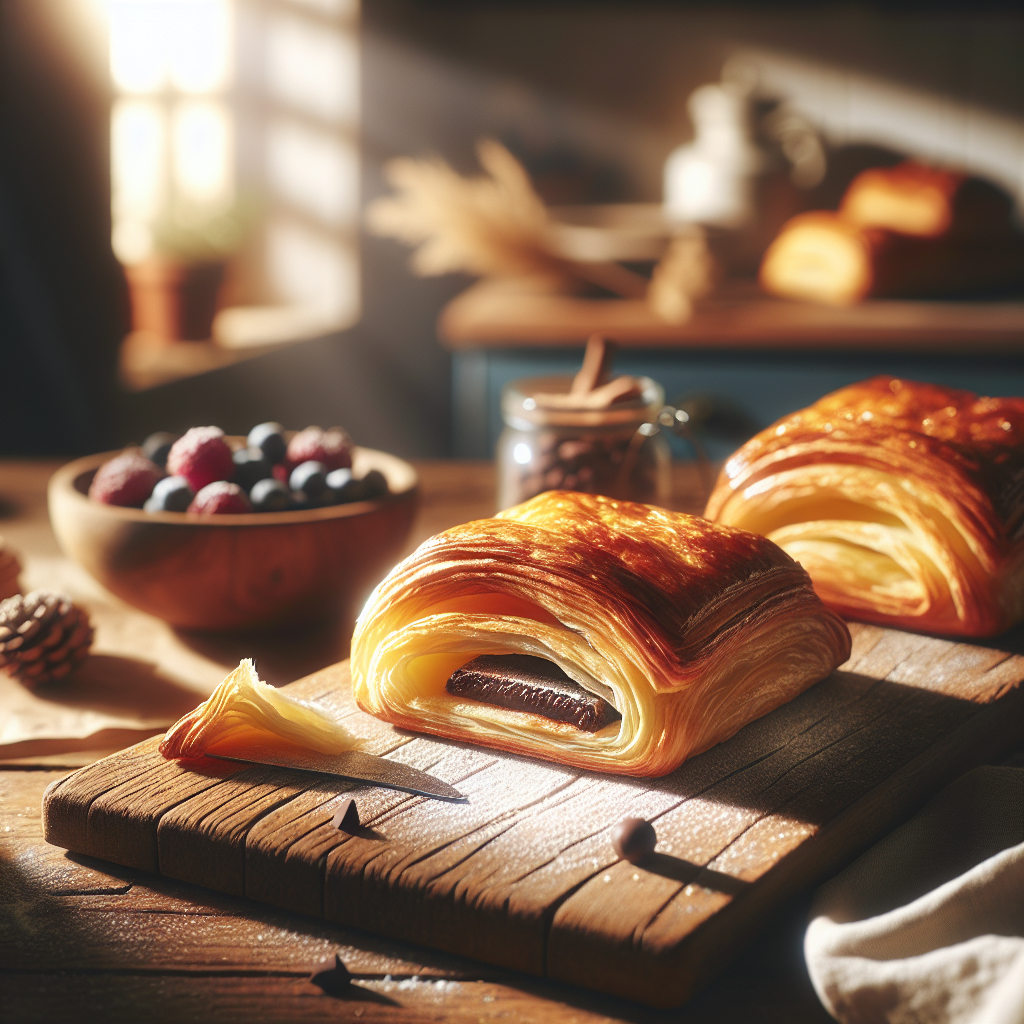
(267, 11), (359, 126)
(266, 218), (359, 323)
(100, 0), (360, 342)
(267, 120), (358, 228)
(173, 100), (232, 205)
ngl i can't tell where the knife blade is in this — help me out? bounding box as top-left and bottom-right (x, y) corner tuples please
(209, 748), (467, 802)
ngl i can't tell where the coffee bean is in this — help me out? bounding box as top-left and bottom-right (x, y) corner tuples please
(611, 817), (657, 864)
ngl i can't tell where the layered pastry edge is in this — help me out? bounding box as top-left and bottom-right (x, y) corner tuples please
(706, 377), (1024, 637)
(351, 491), (850, 776)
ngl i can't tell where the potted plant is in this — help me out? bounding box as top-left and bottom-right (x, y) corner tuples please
(124, 201), (249, 342)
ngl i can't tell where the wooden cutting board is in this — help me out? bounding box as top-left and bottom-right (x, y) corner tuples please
(42, 622), (1023, 1008)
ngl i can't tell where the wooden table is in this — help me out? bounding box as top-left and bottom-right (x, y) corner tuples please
(0, 459), (847, 1022)
(440, 279), (1024, 352)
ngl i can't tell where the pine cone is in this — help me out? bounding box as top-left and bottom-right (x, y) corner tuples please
(0, 538), (21, 601)
(0, 591), (93, 686)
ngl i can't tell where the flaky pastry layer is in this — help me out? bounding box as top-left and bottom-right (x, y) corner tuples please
(351, 491), (850, 777)
(705, 377), (1024, 637)
(160, 659), (357, 759)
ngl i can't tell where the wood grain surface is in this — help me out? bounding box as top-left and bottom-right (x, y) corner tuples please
(42, 622), (1024, 1008)
(3, 769), (841, 1024)
(439, 278), (1024, 351)
(9, 459), (844, 1022)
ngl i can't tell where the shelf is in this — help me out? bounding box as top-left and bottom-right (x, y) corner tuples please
(118, 331), (292, 392)
(439, 279), (1024, 353)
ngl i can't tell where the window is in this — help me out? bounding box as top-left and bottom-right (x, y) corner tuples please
(102, 0), (360, 344)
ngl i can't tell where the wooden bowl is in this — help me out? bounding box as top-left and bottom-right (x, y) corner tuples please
(48, 447), (418, 632)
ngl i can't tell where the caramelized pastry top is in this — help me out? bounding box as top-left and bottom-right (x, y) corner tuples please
(352, 490), (850, 775)
(372, 491), (846, 694)
(709, 377), (1024, 545)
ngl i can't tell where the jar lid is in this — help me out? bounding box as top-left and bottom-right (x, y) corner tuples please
(502, 376), (665, 429)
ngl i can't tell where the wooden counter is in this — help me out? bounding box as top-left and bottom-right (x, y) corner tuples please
(0, 458), (834, 1023)
(439, 279), (1024, 352)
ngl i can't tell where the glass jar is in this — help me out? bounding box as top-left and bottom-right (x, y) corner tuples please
(496, 376), (672, 510)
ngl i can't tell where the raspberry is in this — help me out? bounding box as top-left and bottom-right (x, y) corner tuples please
(89, 450), (163, 507)
(166, 426), (234, 492)
(188, 481), (252, 514)
(286, 426), (352, 472)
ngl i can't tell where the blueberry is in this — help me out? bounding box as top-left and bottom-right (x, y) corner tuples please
(325, 468), (368, 503)
(361, 469), (389, 499)
(294, 490), (336, 509)
(141, 431), (180, 469)
(289, 460), (327, 498)
(247, 421), (287, 464)
(249, 477), (291, 512)
(233, 448), (272, 491)
(144, 475), (194, 512)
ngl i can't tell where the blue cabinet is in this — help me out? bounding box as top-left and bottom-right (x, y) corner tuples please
(453, 348), (1024, 460)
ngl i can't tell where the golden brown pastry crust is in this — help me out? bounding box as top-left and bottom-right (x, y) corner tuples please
(840, 162), (1013, 238)
(160, 660), (357, 759)
(351, 491), (850, 777)
(759, 211), (1024, 305)
(706, 377), (1024, 637)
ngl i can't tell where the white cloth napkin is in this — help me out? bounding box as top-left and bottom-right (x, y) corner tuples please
(805, 766), (1024, 1024)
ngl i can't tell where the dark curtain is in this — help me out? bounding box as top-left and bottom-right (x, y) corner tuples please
(0, 1), (128, 456)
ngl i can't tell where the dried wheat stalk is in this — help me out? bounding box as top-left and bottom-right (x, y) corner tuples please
(367, 139), (713, 317)
(367, 139), (563, 280)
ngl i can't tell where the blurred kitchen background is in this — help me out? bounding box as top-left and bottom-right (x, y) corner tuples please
(2, 0), (1021, 460)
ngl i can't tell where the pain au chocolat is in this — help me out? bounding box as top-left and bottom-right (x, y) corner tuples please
(705, 377), (1024, 638)
(351, 491), (850, 777)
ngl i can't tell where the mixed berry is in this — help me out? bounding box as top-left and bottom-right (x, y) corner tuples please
(88, 423), (389, 515)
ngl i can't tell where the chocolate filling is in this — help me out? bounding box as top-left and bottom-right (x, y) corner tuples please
(446, 654), (621, 733)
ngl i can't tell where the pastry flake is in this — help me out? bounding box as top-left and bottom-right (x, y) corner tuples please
(160, 659), (357, 759)
(705, 377), (1024, 637)
(351, 491), (850, 777)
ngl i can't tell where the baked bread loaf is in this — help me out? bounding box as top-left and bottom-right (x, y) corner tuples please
(839, 162), (1014, 238)
(759, 211), (1024, 305)
(705, 377), (1024, 638)
(760, 161), (1024, 304)
(351, 490), (850, 777)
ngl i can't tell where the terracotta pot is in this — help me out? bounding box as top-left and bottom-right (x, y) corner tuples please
(125, 259), (226, 341)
